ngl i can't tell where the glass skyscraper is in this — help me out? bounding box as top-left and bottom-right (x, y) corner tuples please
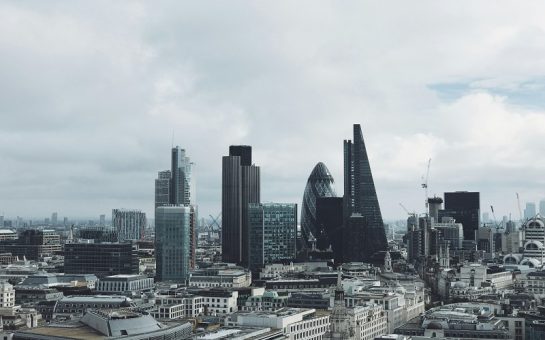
(155, 205), (191, 282)
(342, 124), (387, 261)
(300, 162), (336, 251)
(248, 203), (297, 273)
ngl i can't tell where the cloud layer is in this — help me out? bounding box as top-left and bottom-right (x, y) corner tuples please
(2, 1), (545, 221)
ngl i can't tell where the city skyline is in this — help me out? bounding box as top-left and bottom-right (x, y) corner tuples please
(3, 2), (545, 220)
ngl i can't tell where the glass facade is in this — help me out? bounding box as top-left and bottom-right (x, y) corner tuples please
(300, 162), (336, 250)
(155, 206), (190, 282)
(248, 203), (297, 272)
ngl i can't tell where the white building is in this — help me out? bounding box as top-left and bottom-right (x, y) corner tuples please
(96, 274), (154, 296)
(189, 266), (251, 288)
(0, 281), (15, 308)
(153, 295), (204, 319)
(459, 264), (513, 289)
(226, 307), (329, 340)
(519, 270), (545, 296)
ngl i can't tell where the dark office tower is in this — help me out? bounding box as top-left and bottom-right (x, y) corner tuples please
(229, 145), (252, 166)
(342, 124), (387, 260)
(440, 191), (480, 241)
(300, 163), (337, 251)
(171, 146), (194, 206)
(155, 170), (171, 209)
(315, 197), (344, 262)
(222, 146), (260, 266)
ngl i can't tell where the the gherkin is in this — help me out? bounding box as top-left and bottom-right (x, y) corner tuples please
(300, 162), (336, 250)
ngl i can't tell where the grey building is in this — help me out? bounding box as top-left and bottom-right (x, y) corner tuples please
(222, 145), (260, 266)
(171, 146), (194, 206)
(155, 205), (191, 282)
(112, 209), (147, 242)
(342, 124), (387, 261)
(248, 203), (297, 272)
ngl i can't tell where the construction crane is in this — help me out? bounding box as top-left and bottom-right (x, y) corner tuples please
(421, 158), (431, 210)
(399, 203), (410, 215)
(490, 205), (504, 232)
(208, 213), (221, 231)
(516, 193), (523, 222)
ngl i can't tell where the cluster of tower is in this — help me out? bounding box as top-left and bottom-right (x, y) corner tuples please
(300, 124), (388, 263)
(154, 146), (197, 282)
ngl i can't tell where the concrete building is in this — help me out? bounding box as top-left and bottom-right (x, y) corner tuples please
(189, 265), (251, 288)
(226, 307), (329, 340)
(0, 230), (17, 241)
(459, 264), (513, 290)
(96, 275), (154, 296)
(244, 291), (288, 311)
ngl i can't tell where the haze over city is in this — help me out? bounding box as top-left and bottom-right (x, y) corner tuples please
(2, 1), (545, 220)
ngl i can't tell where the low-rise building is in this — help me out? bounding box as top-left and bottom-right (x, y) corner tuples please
(189, 265), (251, 288)
(226, 307), (329, 340)
(96, 275), (154, 296)
(244, 291), (288, 311)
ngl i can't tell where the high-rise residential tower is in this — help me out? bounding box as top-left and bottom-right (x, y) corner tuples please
(112, 209), (147, 242)
(222, 145), (260, 266)
(155, 205), (191, 282)
(300, 162), (337, 251)
(342, 124), (387, 261)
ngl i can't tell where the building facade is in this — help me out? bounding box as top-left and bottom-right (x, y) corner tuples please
(112, 209), (147, 242)
(64, 242), (138, 277)
(222, 145), (260, 266)
(300, 162), (337, 251)
(155, 205), (191, 282)
(342, 124), (387, 261)
(440, 191), (480, 241)
(248, 203), (297, 273)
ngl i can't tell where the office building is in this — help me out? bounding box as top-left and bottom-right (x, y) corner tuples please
(222, 145), (260, 265)
(96, 274), (154, 296)
(300, 162), (337, 251)
(64, 242), (138, 277)
(316, 197), (344, 261)
(155, 147), (197, 269)
(112, 209), (146, 242)
(434, 217), (464, 249)
(248, 203), (297, 272)
(99, 214), (105, 226)
(0, 229), (61, 260)
(155, 205), (191, 282)
(440, 191), (480, 241)
(540, 200), (545, 217)
(342, 124), (387, 261)
(525, 202), (537, 220)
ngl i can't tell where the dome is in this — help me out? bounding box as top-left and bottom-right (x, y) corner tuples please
(521, 258), (541, 268)
(300, 162), (336, 250)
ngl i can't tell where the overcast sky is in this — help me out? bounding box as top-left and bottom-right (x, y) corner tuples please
(2, 1), (545, 222)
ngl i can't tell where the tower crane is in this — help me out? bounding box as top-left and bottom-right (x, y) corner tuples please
(421, 158), (431, 210)
(516, 193), (523, 222)
(490, 205), (504, 232)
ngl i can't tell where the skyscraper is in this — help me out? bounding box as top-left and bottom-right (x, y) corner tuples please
(112, 209), (147, 241)
(51, 212), (58, 226)
(315, 197), (344, 262)
(300, 162), (337, 251)
(222, 145), (260, 266)
(171, 147), (194, 206)
(248, 203), (297, 273)
(540, 200), (545, 216)
(155, 148), (197, 270)
(440, 191), (480, 241)
(525, 202), (537, 220)
(342, 124), (387, 261)
(155, 206), (191, 282)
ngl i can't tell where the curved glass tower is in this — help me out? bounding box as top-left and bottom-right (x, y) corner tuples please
(300, 162), (336, 250)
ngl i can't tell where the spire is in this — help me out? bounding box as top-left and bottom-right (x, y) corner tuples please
(337, 267), (342, 288)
